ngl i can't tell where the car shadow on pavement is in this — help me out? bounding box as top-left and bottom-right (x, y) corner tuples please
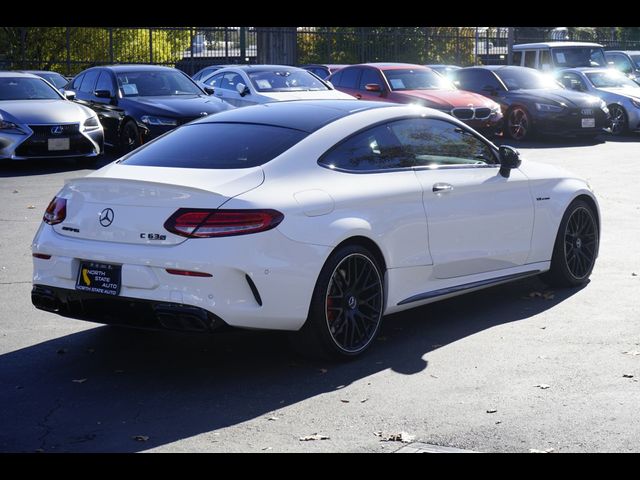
(0, 275), (584, 453)
(0, 155), (115, 178)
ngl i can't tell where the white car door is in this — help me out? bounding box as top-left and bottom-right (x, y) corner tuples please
(390, 117), (534, 279)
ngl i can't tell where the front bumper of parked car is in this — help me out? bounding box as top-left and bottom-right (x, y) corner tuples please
(0, 122), (103, 160)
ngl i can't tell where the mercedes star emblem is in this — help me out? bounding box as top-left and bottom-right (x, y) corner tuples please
(99, 208), (114, 227)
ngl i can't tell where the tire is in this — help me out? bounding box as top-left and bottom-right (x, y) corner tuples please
(541, 199), (599, 288)
(506, 106), (533, 141)
(119, 120), (142, 154)
(290, 244), (385, 360)
(608, 104), (628, 136)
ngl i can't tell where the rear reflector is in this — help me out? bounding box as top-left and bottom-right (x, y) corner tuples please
(164, 209), (284, 238)
(32, 253), (52, 260)
(165, 269), (212, 277)
(43, 197), (67, 225)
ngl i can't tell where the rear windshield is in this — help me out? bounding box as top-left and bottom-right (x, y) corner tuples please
(120, 123), (308, 169)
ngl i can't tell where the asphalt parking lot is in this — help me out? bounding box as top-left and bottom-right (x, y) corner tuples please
(1, 134), (639, 453)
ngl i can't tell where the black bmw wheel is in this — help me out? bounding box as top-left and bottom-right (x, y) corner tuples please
(506, 106), (532, 141)
(292, 244), (384, 360)
(542, 199), (599, 288)
(119, 120), (142, 153)
(608, 104), (628, 136)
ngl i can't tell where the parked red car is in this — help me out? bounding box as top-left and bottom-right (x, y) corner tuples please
(328, 63), (503, 135)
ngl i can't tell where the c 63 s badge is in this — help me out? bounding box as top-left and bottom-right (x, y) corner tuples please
(140, 233), (167, 240)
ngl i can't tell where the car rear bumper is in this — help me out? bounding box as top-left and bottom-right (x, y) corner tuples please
(31, 223), (330, 331)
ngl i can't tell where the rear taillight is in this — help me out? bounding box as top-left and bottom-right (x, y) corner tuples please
(43, 197), (67, 225)
(164, 209), (284, 238)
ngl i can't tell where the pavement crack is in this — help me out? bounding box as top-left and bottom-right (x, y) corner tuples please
(37, 400), (62, 451)
(0, 281), (32, 285)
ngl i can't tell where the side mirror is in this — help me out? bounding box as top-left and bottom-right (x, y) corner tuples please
(94, 89), (112, 99)
(63, 90), (76, 100)
(499, 145), (521, 178)
(236, 82), (250, 96)
(204, 86), (215, 95)
(365, 83), (382, 92)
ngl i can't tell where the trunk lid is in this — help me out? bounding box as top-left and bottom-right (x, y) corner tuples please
(53, 164), (264, 245)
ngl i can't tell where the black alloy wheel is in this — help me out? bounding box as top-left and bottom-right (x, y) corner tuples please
(542, 199), (599, 287)
(507, 106), (531, 140)
(119, 120), (142, 153)
(292, 244), (384, 360)
(608, 104), (628, 136)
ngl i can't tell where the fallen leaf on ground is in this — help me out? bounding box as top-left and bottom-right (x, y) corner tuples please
(373, 431), (383, 437)
(380, 431), (415, 443)
(623, 374), (634, 378)
(299, 434), (329, 441)
(486, 409), (498, 413)
(72, 378), (87, 383)
(266, 416), (278, 421)
(56, 348), (68, 355)
(530, 448), (554, 453)
(132, 435), (149, 442)
(632, 272), (638, 277)
(430, 374), (439, 378)
(540, 326), (547, 330)
(27, 205), (35, 209)
(261, 447), (272, 451)
(622, 351), (640, 356)
(340, 399), (350, 403)
(12, 190), (18, 194)
(534, 384), (551, 389)
(360, 398), (369, 403)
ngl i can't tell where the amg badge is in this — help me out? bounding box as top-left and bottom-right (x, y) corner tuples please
(140, 233), (167, 240)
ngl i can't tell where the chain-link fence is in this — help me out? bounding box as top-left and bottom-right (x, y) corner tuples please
(2, 27), (639, 76)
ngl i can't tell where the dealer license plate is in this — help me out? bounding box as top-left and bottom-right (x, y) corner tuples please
(48, 138), (70, 150)
(75, 261), (121, 296)
(581, 118), (595, 128)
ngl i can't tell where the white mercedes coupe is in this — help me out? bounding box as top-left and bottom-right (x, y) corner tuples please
(31, 100), (600, 359)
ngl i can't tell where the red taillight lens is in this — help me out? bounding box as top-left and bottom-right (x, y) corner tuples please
(164, 209), (284, 238)
(43, 197), (67, 225)
(165, 269), (212, 277)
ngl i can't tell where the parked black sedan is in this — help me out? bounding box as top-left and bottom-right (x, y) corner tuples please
(450, 66), (610, 140)
(66, 65), (232, 152)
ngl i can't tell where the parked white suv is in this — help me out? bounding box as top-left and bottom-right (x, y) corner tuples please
(512, 42), (607, 72)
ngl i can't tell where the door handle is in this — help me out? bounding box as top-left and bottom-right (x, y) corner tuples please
(355, 93), (362, 99)
(432, 183), (453, 193)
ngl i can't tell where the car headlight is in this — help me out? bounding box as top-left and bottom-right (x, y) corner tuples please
(491, 104), (501, 114)
(535, 103), (564, 113)
(83, 115), (101, 129)
(0, 116), (26, 134)
(140, 115), (178, 126)
(631, 98), (640, 109)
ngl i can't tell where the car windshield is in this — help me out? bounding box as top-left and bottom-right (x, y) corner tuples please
(630, 54), (640, 68)
(586, 71), (640, 88)
(382, 68), (455, 91)
(116, 71), (203, 97)
(551, 47), (607, 68)
(495, 68), (562, 91)
(39, 73), (67, 89)
(0, 77), (61, 100)
(248, 70), (329, 92)
(120, 123), (308, 169)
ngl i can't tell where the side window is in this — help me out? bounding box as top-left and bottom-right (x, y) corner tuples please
(78, 69), (99, 93)
(558, 72), (586, 91)
(320, 123), (411, 172)
(612, 54), (633, 73)
(205, 72), (225, 89)
(71, 73), (85, 90)
(523, 50), (537, 69)
(512, 51), (522, 66)
(330, 70), (343, 86)
(223, 72), (244, 91)
(389, 118), (496, 167)
(95, 71), (115, 96)
(339, 68), (361, 89)
(539, 50), (551, 70)
(359, 69), (382, 90)
(454, 70), (495, 92)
